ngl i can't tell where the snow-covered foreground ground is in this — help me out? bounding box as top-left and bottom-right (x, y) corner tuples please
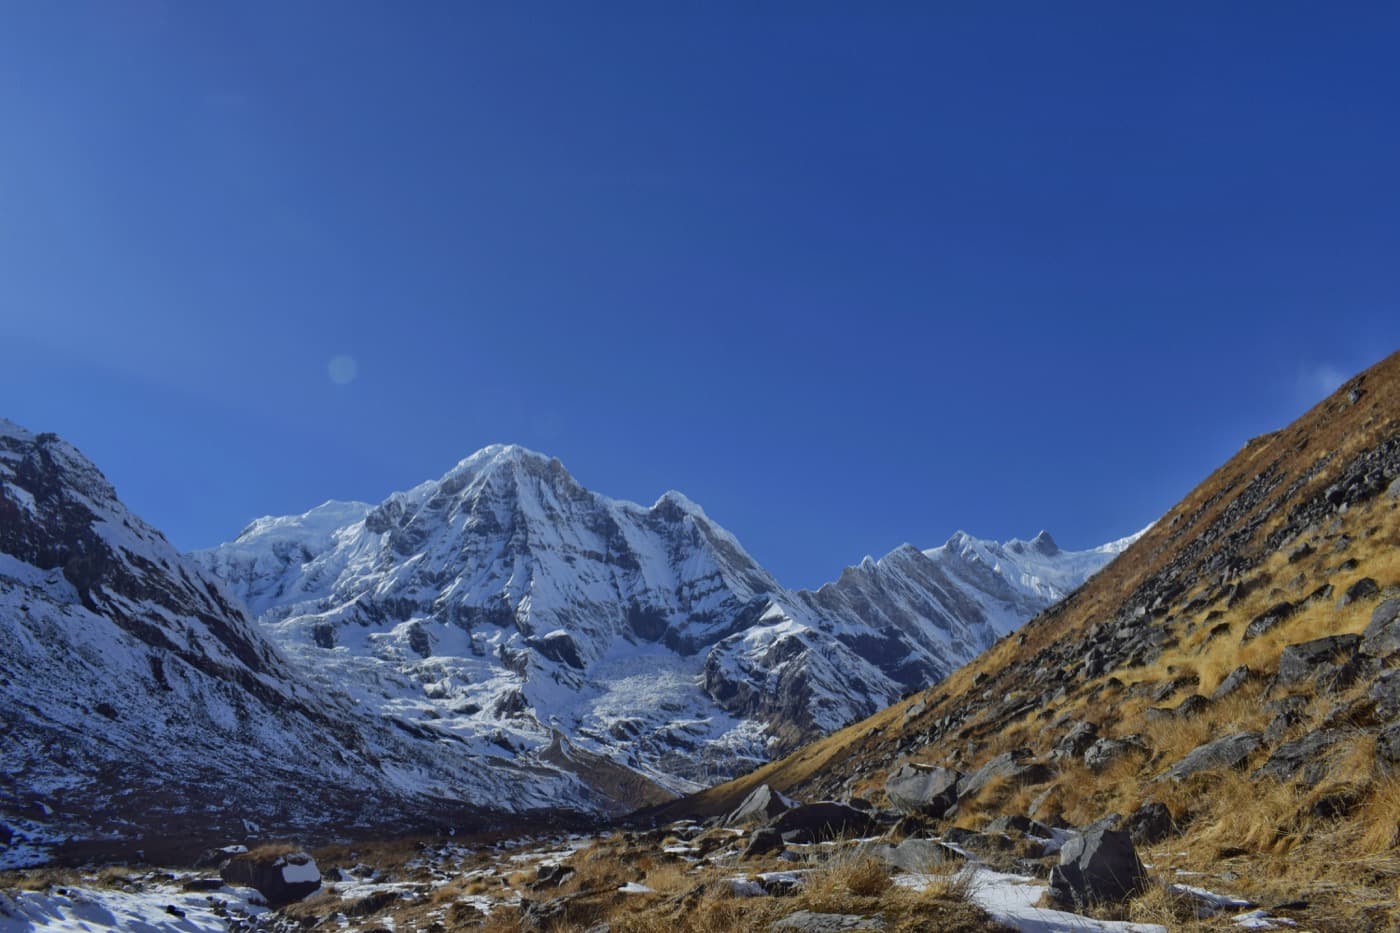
(0, 880), (267, 932)
(898, 869), (1166, 933)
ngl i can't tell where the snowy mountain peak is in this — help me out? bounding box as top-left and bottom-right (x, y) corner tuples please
(191, 444), (1143, 804)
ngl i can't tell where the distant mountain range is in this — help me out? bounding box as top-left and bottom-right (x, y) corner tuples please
(193, 444), (1139, 793)
(0, 425), (1134, 860)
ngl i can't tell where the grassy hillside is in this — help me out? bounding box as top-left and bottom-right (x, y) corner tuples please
(647, 350), (1400, 929)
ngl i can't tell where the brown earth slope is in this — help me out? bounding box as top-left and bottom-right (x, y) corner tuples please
(648, 349), (1400, 928)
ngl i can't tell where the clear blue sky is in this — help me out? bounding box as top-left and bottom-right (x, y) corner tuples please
(3, 4), (1397, 588)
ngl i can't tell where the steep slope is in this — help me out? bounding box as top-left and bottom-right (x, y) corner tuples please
(196, 447), (1133, 791)
(654, 351), (1400, 928)
(0, 423), (602, 867)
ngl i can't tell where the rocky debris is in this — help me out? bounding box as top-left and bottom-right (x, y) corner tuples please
(957, 749), (1055, 801)
(1340, 577), (1381, 606)
(744, 827), (785, 859)
(770, 911), (884, 931)
(727, 784), (797, 826)
(1211, 666), (1257, 700)
(1252, 730), (1347, 784)
(1275, 635), (1361, 689)
(1362, 599), (1400, 660)
(1158, 732), (1263, 781)
(770, 803), (877, 842)
(1048, 826), (1148, 909)
(219, 850), (320, 907)
(883, 763), (961, 817)
(1125, 801), (1175, 846)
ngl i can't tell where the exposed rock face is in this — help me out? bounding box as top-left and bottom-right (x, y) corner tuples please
(1047, 826), (1148, 909)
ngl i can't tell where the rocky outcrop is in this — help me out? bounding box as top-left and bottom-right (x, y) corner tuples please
(883, 764), (962, 817)
(1047, 826), (1148, 909)
(219, 850), (321, 906)
(726, 784), (796, 826)
(1158, 733), (1263, 781)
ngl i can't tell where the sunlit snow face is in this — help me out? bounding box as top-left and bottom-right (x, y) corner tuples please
(327, 354), (359, 385)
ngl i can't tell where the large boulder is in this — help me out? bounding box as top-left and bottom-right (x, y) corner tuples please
(883, 763), (962, 817)
(770, 802), (877, 842)
(1157, 732), (1263, 781)
(727, 784), (797, 826)
(219, 848), (321, 906)
(1362, 599), (1400, 660)
(1048, 826), (1148, 909)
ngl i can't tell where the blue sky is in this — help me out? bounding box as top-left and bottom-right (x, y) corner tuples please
(2, 4), (1397, 588)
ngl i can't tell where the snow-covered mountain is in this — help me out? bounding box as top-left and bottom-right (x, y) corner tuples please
(195, 444), (1141, 796)
(0, 425), (626, 865)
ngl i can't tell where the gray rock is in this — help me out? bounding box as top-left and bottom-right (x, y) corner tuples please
(1174, 694), (1209, 718)
(728, 784), (796, 826)
(883, 763), (962, 817)
(1340, 577), (1380, 606)
(1362, 599), (1400, 660)
(869, 838), (963, 872)
(1158, 732), (1263, 781)
(958, 750), (1055, 800)
(1048, 826), (1148, 908)
(1211, 666), (1256, 701)
(1125, 802), (1174, 846)
(1276, 635), (1361, 687)
(1084, 737), (1142, 772)
(743, 827), (785, 859)
(1242, 602), (1297, 642)
(770, 911), (884, 931)
(1377, 722), (1400, 766)
(1251, 730), (1346, 784)
(770, 803), (877, 842)
(1371, 669), (1400, 721)
(219, 850), (320, 907)
(1052, 721), (1099, 761)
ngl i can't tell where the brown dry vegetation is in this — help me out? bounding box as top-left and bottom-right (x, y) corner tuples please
(642, 350), (1400, 930)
